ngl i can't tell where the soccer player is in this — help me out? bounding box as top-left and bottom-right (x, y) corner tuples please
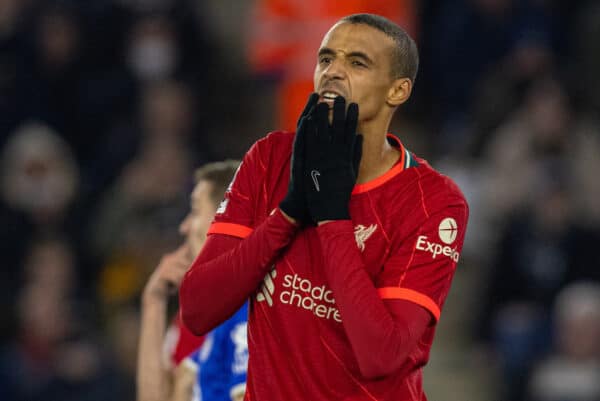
(180, 13), (469, 400)
(137, 160), (245, 401)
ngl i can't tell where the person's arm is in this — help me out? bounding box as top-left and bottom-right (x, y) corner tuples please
(316, 204), (468, 379)
(170, 362), (197, 401)
(179, 209), (297, 335)
(137, 245), (192, 401)
(180, 97), (318, 336)
(316, 221), (429, 379)
(300, 97), (468, 378)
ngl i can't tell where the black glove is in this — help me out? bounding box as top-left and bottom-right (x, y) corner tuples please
(279, 93), (320, 222)
(304, 96), (363, 222)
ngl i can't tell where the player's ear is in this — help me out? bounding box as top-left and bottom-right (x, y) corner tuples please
(387, 77), (412, 107)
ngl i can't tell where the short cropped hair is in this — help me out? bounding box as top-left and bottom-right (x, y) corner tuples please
(194, 160), (240, 205)
(339, 13), (419, 82)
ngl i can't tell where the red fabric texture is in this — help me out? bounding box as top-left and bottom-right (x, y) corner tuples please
(179, 131), (469, 400)
(170, 312), (205, 365)
(179, 209), (297, 336)
(316, 220), (432, 378)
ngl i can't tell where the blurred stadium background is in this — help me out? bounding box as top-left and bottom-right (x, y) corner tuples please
(1, 0), (599, 400)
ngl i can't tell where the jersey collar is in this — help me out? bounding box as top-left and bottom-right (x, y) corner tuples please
(351, 134), (417, 195)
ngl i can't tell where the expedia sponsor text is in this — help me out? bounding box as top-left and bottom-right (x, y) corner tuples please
(416, 235), (460, 262)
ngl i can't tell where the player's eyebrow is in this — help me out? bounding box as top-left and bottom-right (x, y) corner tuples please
(318, 47), (336, 58)
(346, 51), (374, 65)
(318, 48), (374, 65)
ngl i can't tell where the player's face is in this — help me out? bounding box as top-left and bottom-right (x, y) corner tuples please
(179, 180), (216, 258)
(314, 22), (397, 124)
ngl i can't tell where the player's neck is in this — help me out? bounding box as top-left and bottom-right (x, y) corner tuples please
(356, 127), (400, 185)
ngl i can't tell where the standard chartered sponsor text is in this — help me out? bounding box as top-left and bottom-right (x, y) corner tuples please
(280, 274), (341, 322)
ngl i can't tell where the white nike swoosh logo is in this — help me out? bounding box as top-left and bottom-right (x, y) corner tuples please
(311, 170), (321, 192)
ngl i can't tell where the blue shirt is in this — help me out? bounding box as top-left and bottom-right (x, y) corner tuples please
(188, 302), (248, 401)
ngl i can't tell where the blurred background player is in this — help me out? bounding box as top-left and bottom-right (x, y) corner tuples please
(137, 160), (244, 401)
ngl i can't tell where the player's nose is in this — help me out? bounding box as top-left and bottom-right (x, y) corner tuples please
(323, 58), (347, 80)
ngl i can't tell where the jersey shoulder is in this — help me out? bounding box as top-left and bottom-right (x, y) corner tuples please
(415, 157), (466, 203)
(256, 130), (294, 154)
(251, 130), (294, 171)
(413, 155), (469, 212)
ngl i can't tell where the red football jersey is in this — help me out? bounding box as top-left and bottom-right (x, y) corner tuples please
(208, 131), (468, 401)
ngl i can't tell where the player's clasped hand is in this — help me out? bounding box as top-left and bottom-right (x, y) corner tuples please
(279, 93), (320, 224)
(280, 93), (362, 224)
(304, 95), (363, 223)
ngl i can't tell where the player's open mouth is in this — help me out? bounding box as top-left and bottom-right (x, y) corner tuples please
(320, 92), (341, 106)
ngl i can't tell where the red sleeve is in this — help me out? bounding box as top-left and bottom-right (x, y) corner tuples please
(170, 313), (205, 366)
(316, 221), (428, 379)
(180, 208), (297, 336)
(316, 204), (467, 379)
(179, 136), (301, 335)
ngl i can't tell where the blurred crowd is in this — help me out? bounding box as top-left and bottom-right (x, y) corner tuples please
(0, 0), (599, 400)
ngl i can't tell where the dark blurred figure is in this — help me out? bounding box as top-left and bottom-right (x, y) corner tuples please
(89, 80), (195, 311)
(70, 8), (209, 206)
(125, 14), (179, 83)
(0, 0), (38, 143)
(122, 7), (215, 92)
(88, 77), (203, 197)
(570, 1), (600, 115)
(475, 76), (600, 400)
(0, 122), (89, 319)
(1, 1), (134, 205)
(527, 282), (600, 401)
(422, 0), (555, 154)
(0, 236), (122, 401)
(481, 175), (580, 399)
(30, 3), (85, 149)
(478, 170), (600, 399)
(0, 122), (79, 226)
(479, 76), (600, 235)
(104, 303), (140, 401)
